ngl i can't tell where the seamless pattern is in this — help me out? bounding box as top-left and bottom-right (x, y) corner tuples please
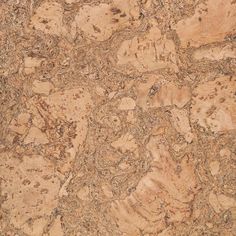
(0, 0), (236, 235)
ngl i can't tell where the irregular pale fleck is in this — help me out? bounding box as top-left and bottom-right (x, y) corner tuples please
(77, 185), (90, 200)
(170, 108), (193, 143)
(118, 97), (136, 110)
(30, 2), (65, 36)
(218, 194), (236, 210)
(24, 57), (44, 74)
(117, 27), (178, 72)
(102, 184), (113, 198)
(9, 113), (31, 135)
(24, 126), (49, 145)
(43, 88), (93, 122)
(95, 86), (106, 97)
(59, 173), (73, 197)
(193, 44), (236, 60)
(206, 222), (213, 229)
(209, 161), (220, 176)
(48, 216), (64, 236)
(75, 0), (140, 41)
(17, 113), (31, 125)
(136, 78), (191, 110)
(65, 0), (79, 3)
(209, 191), (236, 213)
(32, 80), (53, 95)
(219, 148), (231, 158)
(111, 133), (138, 153)
(21, 217), (48, 236)
(150, 83), (191, 108)
(191, 76), (236, 132)
(126, 110), (136, 124)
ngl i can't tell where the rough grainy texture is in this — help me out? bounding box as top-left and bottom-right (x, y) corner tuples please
(0, 0), (236, 235)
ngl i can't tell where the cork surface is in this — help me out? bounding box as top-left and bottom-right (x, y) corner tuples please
(0, 0), (236, 235)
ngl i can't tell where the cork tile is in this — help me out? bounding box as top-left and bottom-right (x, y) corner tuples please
(0, 0), (236, 235)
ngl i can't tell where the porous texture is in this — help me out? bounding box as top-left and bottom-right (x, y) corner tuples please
(0, 0), (236, 235)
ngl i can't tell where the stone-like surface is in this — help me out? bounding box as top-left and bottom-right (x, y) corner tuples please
(1, 0), (236, 235)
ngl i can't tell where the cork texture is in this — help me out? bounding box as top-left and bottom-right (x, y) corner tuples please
(0, 0), (236, 235)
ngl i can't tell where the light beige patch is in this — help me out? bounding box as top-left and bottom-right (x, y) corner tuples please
(209, 191), (236, 213)
(219, 148), (231, 158)
(59, 173), (73, 197)
(77, 185), (90, 200)
(118, 97), (136, 110)
(136, 77), (191, 110)
(117, 27), (178, 72)
(22, 217), (48, 236)
(32, 80), (54, 95)
(0, 154), (60, 232)
(193, 44), (236, 60)
(75, 0), (140, 41)
(170, 108), (193, 143)
(48, 216), (64, 236)
(191, 76), (236, 132)
(9, 113), (31, 135)
(30, 2), (65, 36)
(102, 184), (113, 198)
(111, 133), (138, 153)
(24, 126), (49, 145)
(24, 57), (44, 74)
(209, 161), (220, 176)
(175, 0), (236, 47)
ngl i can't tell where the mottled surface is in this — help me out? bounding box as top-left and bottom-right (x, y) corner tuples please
(0, 0), (236, 235)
